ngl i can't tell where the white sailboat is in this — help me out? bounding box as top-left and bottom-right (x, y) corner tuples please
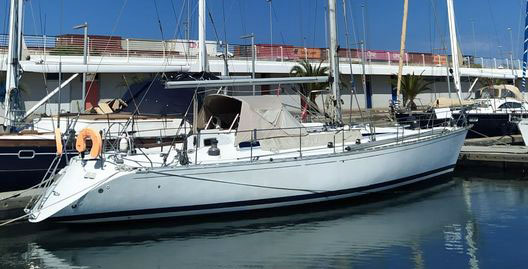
(26, 0), (468, 223)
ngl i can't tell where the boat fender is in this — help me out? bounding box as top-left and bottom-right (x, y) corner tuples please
(76, 128), (102, 158)
(55, 128), (63, 156)
(119, 134), (130, 153)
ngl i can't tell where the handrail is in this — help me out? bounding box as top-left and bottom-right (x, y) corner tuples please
(0, 33), (517, 70)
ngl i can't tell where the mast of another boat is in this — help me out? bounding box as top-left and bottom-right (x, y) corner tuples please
(446, 0), (463, 102)
(3, 0), (23, 132)
(199, 0), (207, 72)
(522, 0), (528, 94)
(396, 0), (409, 107)
(328, 0), (342, 124)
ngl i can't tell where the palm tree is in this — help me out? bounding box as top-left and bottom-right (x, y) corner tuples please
(393, 73), (431, 110)
(289, 60), (329, 113)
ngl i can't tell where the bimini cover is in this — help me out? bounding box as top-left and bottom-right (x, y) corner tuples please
(476, 84), (524, 101)
(198, 94), (307, 145)
(121, 72), (219, 117)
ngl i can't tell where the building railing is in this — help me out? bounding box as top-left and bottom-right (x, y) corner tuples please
(0, 34), (522, 70)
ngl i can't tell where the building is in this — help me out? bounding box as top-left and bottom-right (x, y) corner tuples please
(0, 34), (520, 118)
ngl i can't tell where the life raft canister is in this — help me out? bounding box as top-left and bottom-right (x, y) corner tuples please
(55, 128), (63, 156)
(75, 128), (102, 158)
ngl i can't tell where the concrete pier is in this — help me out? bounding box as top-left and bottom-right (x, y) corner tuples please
(0, 190), (37, 222)
(458, 135), (528, 168)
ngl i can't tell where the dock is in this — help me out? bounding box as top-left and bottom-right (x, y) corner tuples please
(0, 190), (36, 222)
(458, 135), (528, 168)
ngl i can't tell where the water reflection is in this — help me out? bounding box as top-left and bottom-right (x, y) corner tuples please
(2, 171), (528, 268)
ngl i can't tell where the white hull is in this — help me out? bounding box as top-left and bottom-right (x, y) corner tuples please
(30, 128), (467, 223)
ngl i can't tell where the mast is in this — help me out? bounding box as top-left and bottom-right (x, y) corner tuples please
(446, 0), (462, 100)
(396, 0), (409, 103)
(4, 0), (23, 130)
(522, 0), (528, 92)
(194, 0), (207, 135)
(198, 0), (208, 72)
(328, 0), (342, 123)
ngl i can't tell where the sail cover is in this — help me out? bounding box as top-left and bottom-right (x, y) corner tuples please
(198, 94), (361, 152)
(198, 94), (306, 143)
(121, 72), (218, 117)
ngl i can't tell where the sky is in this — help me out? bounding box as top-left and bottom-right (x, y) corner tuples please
(0, 0), (525, 59)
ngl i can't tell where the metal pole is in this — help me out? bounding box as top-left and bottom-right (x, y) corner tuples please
(73, 22), (88, 111)
(328, 0), (342, 123)
(522, 0), (528, 92)
(509, 27), (516, 84)
(361, 41), (368, 110)
(241, 33), (256, 95)
(396, 0), (409, 102)
(82, 24), (87, 111)
(58, 61), (62, 128)
(198, 0), (207, 72)
(446, 58), (452, 99)
(471, 19), (477, 58)
(186, 0), (190, 42)
(4, 0), (23, 130)
(446, 0), (462, 100)
(267, 0), (272, 57)
(252, 36), (256, 95)
(361, 3), (369, 113)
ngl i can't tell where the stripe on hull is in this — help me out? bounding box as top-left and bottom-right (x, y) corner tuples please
(50, 165), (456, 223)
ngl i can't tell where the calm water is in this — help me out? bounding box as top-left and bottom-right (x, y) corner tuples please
(1, 168), (528, 268)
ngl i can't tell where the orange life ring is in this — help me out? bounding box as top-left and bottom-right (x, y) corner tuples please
(76, 128), (102, 158)
(55, 128), (63, 156)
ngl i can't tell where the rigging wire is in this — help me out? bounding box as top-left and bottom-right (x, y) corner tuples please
(153, 0), (165, 40)
(2, 0), (8, 35)
(238, 0), (247, 35)
(222, 0), (228, 46)
(428, 0), (438, 100)
(169, 0), (189, 60)
(486, 0), (502, 57)
(38, 0), (43, 35)
(342, 0), (363, 123)
(312, 0), (318, 48)
(31, 0), (51, 115)
(208, 6), (230, 75)
(28, 0), (39, 36)
(269, 2), (286, 45)
(299, 0), (304, 47)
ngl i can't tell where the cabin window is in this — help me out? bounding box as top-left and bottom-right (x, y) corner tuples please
(203, 138), (218, 146)
(238, 141), (260, 148)
(499, 102), (522, 109)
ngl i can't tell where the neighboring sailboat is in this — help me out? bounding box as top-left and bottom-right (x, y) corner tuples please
(25, 0), (468, 224)
(395, 0), (527, 139)
(0, 1), (205, 193)
(453, 84), (528, 138)
(393, 0), (463, 129)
